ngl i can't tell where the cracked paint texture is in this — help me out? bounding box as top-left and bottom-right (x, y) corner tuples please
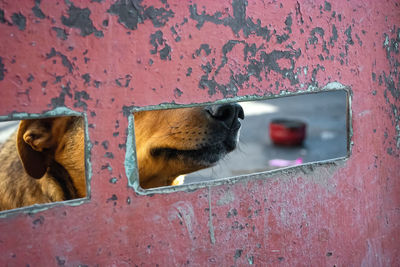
(0, 0), (399, 266)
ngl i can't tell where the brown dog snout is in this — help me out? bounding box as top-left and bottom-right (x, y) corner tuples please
(204, 104), (244, 129)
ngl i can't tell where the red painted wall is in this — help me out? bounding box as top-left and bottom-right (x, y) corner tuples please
(0, 0), (399, 265)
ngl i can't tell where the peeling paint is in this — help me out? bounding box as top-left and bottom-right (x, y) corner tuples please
(216, 190), (235, 206)
(74, 91), (90, 110)
(0, 9), (12, 26)
(0, 57), (5, 81)
(49, 82), (73, 108)
(324, 1), (332, 12)
(198, 40), (301, 97)
(32, 0), (45, 19)
(234, 249), (243, 259)
(190, 0), (271, 40)
(11, 13), (26, 31)
(308, 27), (324, 45)
(108, 0), (174, 30)
(329, 24), (338, 46)
(81, 73), (91, 85)
(168, 201), (196, 241)
(195, 44), (212, 57)
(381, 26), (400, 149)
(344, 26), (354, 45)
(62, 3), (103, 37)
(174, 88), (183, 98)
(55, 256), (66, 266)
(150, 30), (171, 60)
(52, 27), (68, 40)
(46, 48), (73, 73)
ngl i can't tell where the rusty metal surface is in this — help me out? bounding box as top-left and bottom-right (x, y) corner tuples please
(0, 0), (399, 265)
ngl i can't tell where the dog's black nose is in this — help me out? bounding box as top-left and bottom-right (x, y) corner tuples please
(205, 103), (244, 128)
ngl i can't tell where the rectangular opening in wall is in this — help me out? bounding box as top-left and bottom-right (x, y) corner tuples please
(132, 89), (349, 189)
(0, 115), (88, 212)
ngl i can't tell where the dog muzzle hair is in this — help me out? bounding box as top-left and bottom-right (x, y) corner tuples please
(134, 103), (244, 188)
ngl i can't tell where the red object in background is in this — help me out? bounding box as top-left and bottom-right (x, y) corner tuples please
(270, 119), (306, 146)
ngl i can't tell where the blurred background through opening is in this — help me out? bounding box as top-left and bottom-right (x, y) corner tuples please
(184, 90), (348, 184)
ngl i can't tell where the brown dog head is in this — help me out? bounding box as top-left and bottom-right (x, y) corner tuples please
(134, 104), (244, 188)
(17, 116), (86, 197)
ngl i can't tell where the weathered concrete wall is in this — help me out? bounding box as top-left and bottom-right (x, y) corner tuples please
(0, 0), (399, 265)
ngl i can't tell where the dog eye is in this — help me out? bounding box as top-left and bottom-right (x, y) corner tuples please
(128, 89), (349, 191)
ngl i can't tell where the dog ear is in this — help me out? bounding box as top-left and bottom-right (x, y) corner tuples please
(17, 119), (54, 179)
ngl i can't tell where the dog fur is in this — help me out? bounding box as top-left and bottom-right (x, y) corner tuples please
(0, 104), (243, 211)
(0, 116), (85, 210)
(134, 105), (243, 188)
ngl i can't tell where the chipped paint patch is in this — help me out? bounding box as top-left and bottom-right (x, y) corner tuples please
(0, 57), (5, 81)
(381, 26), (400, 150)
(168, 201), (196, 241)
(108, 0), (174, 30)
(62, 2), (103, 37)
(216, 189), (235, 206)
(46, 48), (73, 73)
(52, 27), (68, 40)
(32, 0), (45, 19)
(150, 30), (171, 60)
(11, 13), (26, 31)
(189, 0), (271, 40)
(198, 40), (301, 97)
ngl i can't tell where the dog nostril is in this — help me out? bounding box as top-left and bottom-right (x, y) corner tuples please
(205, 103), (244, 127)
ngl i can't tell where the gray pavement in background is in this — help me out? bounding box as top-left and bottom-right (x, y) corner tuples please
(0, 121), (18, 144)
(184, 90), (348, 184)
